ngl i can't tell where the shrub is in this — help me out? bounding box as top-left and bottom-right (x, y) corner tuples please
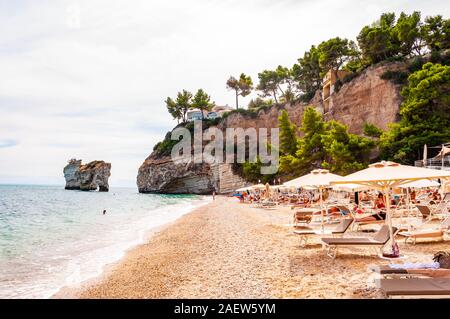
(222, 108), (259, 120)
(408, 57), (425, 73)
(380, 70), (409, 85)
(153, 132), (180, 157)
(363, 122), (383, 138)
(299, 91), (315, 103)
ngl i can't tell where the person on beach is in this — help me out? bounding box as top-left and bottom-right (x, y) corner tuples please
(373, 193), (387, 220)
(212, 190), (216, 200)
(103, 209), (106, 215)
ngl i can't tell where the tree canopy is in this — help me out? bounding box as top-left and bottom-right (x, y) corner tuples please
(226, 73), (253, 109)
(279, 107), (375, 177)
(317, 37), (359, 77)
(191, 89), (214, 120)
(278, 110), (298, 156)
(165, 89), (193, 123)
(380, 62), (450, 164)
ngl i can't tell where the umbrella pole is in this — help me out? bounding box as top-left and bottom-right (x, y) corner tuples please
(320, 187), (324, 234)
(384, 187), (396, 254)
(406, 188), (412, 231)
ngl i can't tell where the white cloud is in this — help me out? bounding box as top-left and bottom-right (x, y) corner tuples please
(0, 0), (448, 186)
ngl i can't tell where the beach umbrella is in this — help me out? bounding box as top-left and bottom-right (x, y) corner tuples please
(332, 183), (371, 192)
(399, 179), (440, 189)
(272, 184), (288, 190)
(250, 183), (266, 190)
(330, 161), (450, 256)
(284, 169), (344, 188)
(284, 169), (344, 231)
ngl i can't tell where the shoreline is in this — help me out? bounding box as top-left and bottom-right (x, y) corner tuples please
(52, 195), (212, 299)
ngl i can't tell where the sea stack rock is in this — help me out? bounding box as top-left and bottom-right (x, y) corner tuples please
(63, 159), (111, 192)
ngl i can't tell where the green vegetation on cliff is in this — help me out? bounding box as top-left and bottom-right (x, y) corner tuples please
(278, 108), (375, 178)
(380, 62), (450, 164)
(156, 10), (449, 182)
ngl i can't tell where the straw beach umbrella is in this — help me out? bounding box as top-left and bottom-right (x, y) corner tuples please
(330, 161), (450, 256)
(332, 183), (371, 192)
(399, 179), (440, 189)
(284, 169), (344, 231)
(250, 183), (266, 190)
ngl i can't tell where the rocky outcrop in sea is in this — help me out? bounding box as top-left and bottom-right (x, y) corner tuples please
(64, 159), (111, 192)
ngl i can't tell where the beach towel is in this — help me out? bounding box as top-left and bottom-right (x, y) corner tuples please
(389, 262), (440, 270)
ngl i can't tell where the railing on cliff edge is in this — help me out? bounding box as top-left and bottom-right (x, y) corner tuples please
(415, 158), (450, 171)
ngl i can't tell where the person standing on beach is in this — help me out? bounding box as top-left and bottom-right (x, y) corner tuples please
(103, 209), (106, 215)
(212, 190), (216, 200)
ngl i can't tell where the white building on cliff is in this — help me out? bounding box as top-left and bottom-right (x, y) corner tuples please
(186, 105), (233, 121)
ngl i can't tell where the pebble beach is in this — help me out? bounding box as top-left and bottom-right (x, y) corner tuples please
(55, 196), (449, 299)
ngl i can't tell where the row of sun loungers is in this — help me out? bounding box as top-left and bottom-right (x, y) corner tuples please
(286, 195), (450, 297)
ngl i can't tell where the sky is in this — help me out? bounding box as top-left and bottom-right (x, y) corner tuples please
(0, 0), (448, 187)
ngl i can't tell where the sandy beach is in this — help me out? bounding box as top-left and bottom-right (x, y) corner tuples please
(55, 196), (449, 299)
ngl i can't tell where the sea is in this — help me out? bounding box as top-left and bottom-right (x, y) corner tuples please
(0, 185), (210, 298)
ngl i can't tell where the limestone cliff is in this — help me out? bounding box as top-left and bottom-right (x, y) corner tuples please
(64, 159), (111, 192)
(220, 61), (405, 135)
(137, 156), (249, 194)
(321, 61), (405, 133)
(137, 62), (405, 194)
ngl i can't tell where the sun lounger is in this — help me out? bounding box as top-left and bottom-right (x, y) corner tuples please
(257, 201), (277, 209)
(292, 209), (317, 226)
(321, 225), (397, 259)
(335, 205), (352, 216)
(417, 202), (449, 221)
(336, 205), (386, 231)
(370, 265), (450, 278)
(397, 216), (450, 244)
(397, 229), (444, 244)
(378, 278), (450, 298)
(293, 218), (353, 247)
(416, 204), (433, 221)
(353, 218), (385, 231)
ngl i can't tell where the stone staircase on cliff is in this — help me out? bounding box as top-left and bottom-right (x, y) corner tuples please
(211, 163), (249, 194)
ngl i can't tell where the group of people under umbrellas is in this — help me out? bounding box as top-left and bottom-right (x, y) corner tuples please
(235, 161), (450, 257)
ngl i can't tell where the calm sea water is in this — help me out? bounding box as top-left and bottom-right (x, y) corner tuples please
(0, 185), (209, 298)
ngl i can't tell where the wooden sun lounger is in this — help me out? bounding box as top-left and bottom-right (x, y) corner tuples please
(378, 278), (450, 298)
(321, 225), (397, 259)
(293, 218), (353, 247)
(370, 265), (450, 278)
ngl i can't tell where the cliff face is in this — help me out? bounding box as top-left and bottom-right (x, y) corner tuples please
(137, 62), (404, 194)
(64, 160), (111, 192)
(137, 157), (248, 194)
(321, 62), (405, 133)
(64, 159), (82, 190)
(220, 62), (404, 135)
